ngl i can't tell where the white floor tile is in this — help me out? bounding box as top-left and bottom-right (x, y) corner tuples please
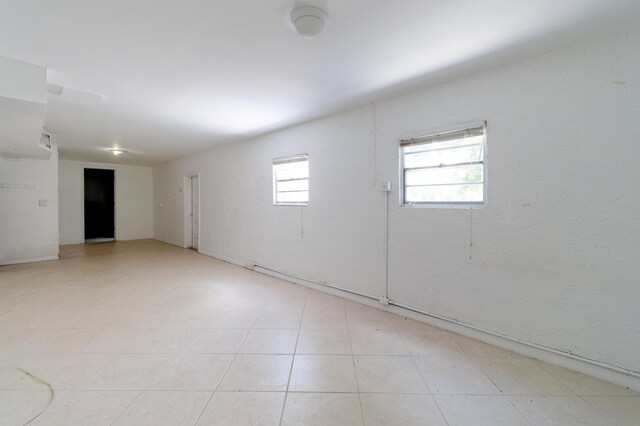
(125, 328), (198, 353)
(197, 391), (285, 425)
(510, 396), (615, 426)
(399, 330), (467, 357)
(145, 354), (234, 390)
(217, 354), (293, 391)
(0, 391), (54, 425)
(414, 356), (502, 394)
(186, 329), (249, 353)
(354, 355), (428, 393)
(289, 354), (358, 392)
(361, 393), (447, 425)
(296, 329), (352, 354)
(238, 329), (298, 354)
(81, 354), (173, 390)
(477, 357), (573, 396)
(253, 311), (302, 329)
(434, 395), (530, 426)
(204, 311), (260, 328)
(535, 361), (637, 396)
(349, 329), (409, 355)
(301, 310), (348, 329)
(32, 390), (139, 426)
(113, 391), (211, 426)
(582, 396), (640, 425)
(282, 392), (363, 426)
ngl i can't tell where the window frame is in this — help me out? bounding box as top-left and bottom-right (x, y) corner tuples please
(272, 153), (309, 206)
(399, 121), (487, 208)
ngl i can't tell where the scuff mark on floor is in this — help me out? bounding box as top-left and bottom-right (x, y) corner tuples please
(15, 368), (54, 426)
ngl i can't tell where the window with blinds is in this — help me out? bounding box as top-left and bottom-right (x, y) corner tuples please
(400, 123), (486, 206)
(273, 154), (309, 205)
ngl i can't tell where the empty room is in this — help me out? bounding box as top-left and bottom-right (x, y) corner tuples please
(1, 1), (639, 425)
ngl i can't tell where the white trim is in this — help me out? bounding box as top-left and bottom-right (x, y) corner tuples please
(197, 248), (244, 267)
(60, 240), (84, 246)
(154, 237), (184, 248)
(0, 255), (58, 266)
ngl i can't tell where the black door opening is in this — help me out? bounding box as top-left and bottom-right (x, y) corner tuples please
(84, 168), (115, 240)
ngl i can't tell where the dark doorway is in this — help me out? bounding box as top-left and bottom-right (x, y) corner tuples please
(84, 168), (115, 240)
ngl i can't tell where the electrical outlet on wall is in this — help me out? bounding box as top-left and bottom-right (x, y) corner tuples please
(38, 199), (47, 207)
(381, 181), (392, 192)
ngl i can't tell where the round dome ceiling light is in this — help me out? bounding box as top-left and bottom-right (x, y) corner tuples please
(291, 6), (328, 39)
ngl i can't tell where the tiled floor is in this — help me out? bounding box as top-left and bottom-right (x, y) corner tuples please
(0, 240), (638, 425)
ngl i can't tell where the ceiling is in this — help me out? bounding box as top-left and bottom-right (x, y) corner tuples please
(1, 0), (638, 166)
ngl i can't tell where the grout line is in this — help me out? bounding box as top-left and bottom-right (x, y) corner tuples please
(347, 326), (367, 424)
(193, 331), (250, 425)
(4, 388), (624, 396)
(507, 397), (534, 426)
(429, 394), (451, 426)
(108, 389), (144, 426)
(409, 352), (433, 394)
(277, 294), (306, 426)
(534, 365), (579, 398)
(482, 371), (504, 394)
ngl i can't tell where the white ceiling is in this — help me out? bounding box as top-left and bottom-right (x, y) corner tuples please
(1, 0), (638, 166)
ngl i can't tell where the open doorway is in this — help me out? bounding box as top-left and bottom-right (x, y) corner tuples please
(84, 168), (115, 242)
(184, 174), (200, 250)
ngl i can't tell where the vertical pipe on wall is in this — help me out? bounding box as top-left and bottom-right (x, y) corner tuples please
(372, 102), (377, 186)
(469, 207), (473, 260)
(384, 187), (389, 300)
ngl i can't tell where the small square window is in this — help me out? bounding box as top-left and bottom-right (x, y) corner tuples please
(400, 123), (486, 206)
(273, 154), (309, 206)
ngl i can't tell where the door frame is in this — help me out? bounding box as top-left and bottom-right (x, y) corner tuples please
(183, 172), (200, 250)
(82, 165), (117, 242)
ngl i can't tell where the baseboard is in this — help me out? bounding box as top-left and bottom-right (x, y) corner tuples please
(116, 236), (154, 242)
(197, 248), (245, 267)
(153, 237), (184, 247)
(203, 254), (640, 392)
(60, 240), (83, 245)
(0, 254), (58, 266)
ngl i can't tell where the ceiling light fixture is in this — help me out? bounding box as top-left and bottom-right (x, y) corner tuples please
(291, 6), (327, 39)
(110, 148), (125, 155)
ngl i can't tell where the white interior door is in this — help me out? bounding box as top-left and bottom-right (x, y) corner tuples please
(191, 176), (199, 250)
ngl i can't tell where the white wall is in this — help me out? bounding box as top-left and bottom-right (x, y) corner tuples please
(0, 56), (48, 159)
(0, 147), (59, 264)
(153, 30), (640, 376)
(59, 160), (154, 244)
